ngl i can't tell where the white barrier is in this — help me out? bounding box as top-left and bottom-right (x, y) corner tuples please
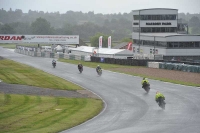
(148, 62), (160, 68)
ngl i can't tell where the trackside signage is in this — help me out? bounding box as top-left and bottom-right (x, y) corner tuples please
(0, 34), (79, 44)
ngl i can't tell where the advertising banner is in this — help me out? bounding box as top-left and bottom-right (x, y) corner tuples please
(0, 34), (79, 44)
(108, 36), (111, 49)
(99, 36), (103, 48)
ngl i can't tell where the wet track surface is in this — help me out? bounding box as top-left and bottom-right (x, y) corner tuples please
(1, 47), (200, 133)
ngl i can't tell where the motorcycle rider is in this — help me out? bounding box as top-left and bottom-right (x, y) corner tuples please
(78, 63), (83, 71)
(141, 77), (150, 88)
(96, 65), (101, 73)
(155, 91), (165, 106)
(52, 59), (56, 65)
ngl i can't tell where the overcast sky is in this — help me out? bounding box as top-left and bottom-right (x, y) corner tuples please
(0, 0), (200, 14)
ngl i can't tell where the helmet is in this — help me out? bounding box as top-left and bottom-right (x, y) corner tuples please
(156, 91), (159, 94)
(97, 65), (99, 67)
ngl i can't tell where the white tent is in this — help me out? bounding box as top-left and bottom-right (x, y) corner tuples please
(69, 46), (133, 58)
(54, 45), (63, 53)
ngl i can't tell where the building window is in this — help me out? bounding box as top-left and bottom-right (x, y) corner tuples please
(152, 28), (156, 32)
(140, 15), (176, 20)
(179, 42), (184, 47)
(133, 22), (139, 25)
(152, 15), (157, 20)
(167, 42), (173, 48)
(134, 15), (140, 20)
(173, 42), (179, 47)
(148, 15), (152, 20)
(133, 27), (139, 32)
(167, 42), (200, 48)
(195, 42), (199, 47)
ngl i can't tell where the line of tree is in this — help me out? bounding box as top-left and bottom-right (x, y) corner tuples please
(0, 8), (200, 41)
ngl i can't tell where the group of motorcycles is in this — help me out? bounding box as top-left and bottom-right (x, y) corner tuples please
(142, 83), (166, 109)
(52, 61), (102, 75)
(78, 65), (102, 76)
(52, 61), (164, 109)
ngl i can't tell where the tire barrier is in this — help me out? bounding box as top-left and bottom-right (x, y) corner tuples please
(149, 62), (200, 73)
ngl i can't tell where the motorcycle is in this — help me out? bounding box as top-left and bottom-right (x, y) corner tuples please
(157, 98), (166, 109)
(78, 67), (83, 73)
(52, 62), (56, 68)
(142, 83), (150, 93)
(97, 69), (102, 76)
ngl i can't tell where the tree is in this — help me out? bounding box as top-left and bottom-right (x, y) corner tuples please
(121, 38), (132, 42)
(189, 16), (200, 27)
(191, 27), (200, 34)
(10, 22), (31, 34)
(31, 17), (54, 34)
(0, 24), (15, 34)
(90, 32), (110, 47)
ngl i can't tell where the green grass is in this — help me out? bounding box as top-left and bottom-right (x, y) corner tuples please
(0, 59), (83, 90)
(0, 43), (52, 49)
(59, 58), (139, 69)
(0, 44), (17, 49)
(0, 58), (103, 132)
(59, 59), (200, 87)
(0, 93), (103, 133)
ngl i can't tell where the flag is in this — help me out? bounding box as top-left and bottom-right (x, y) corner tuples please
(108, 36), (111, 49)
(127, 42), (132, 51)
(99, 36), (103, 48)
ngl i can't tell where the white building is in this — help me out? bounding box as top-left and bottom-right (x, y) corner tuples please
(132, 8), (200, 61)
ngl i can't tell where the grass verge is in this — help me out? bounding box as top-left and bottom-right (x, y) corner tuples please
(0, 93), (103, 133)
(59, 59), (200, 87)
(0, 59), (82, 90)
(0, 58), (103, 132)
(0, 44), (16, 49)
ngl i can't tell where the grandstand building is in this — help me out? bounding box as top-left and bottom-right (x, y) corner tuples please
(132, 8), (200, 61)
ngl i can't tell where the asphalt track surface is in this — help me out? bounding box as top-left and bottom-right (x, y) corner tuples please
(1, 47), (200, 133)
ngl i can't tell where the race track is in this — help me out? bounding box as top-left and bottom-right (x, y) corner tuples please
(1, 47), (200, 133)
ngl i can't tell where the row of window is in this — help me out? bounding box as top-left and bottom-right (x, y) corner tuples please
(133, 39), (200, 48)
(133, 15), (177, 20)
(168, 42), (200, 48)
(133, 27), (177, 33)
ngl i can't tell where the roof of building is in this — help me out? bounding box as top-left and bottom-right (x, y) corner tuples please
(69, 46), (128, 55)
(132, 8), (178, 12)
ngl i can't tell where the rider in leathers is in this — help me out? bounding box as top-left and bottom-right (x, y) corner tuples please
(96, 65), (101, 73)
(141, 77), (150, 88)
(78, 63), (83, 71)
(155, 91), (165, 106)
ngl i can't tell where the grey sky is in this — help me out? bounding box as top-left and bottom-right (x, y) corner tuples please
(0, 0), (200, 14)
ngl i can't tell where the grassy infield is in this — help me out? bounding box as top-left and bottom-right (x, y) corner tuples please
(0, 59), (103, 133)
(0, 44), (199, 133)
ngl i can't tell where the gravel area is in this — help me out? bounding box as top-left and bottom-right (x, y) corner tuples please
(0, 82), (100, 99)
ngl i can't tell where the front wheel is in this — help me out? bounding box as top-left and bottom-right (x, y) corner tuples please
(160, 100), (166, 109)
(79, 68), (83, 73)
(97, 69), (102, 76)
